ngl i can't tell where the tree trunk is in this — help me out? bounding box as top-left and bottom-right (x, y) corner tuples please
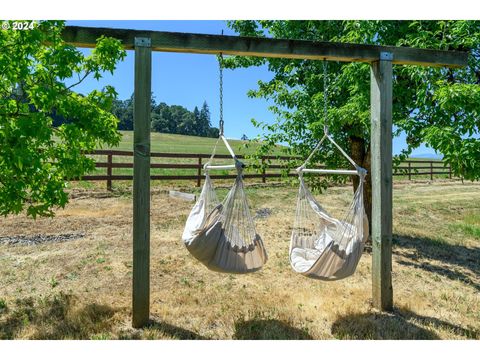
(350, 136), (372, 237)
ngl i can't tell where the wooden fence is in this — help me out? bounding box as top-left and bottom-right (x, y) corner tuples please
(79, 150), (452, 190)
(82, 150), (297, 191)
(393, 159), (452, 180)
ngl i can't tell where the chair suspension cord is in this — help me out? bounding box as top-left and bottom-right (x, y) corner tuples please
(323, 58), (329, 135)
(206, 49), (243, 171)
(219, 52), (224, 137)
(298, 59), (366, 175)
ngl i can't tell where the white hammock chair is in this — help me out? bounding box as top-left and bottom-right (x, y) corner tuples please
(289, 130), (369, 280)
(182, 135), (268, 273)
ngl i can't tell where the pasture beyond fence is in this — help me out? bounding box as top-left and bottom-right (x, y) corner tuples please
(80, 150), (453, 190)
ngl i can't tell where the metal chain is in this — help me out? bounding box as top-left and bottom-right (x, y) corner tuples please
(219, 52), (224, 136)
(323, 59), (329, 135)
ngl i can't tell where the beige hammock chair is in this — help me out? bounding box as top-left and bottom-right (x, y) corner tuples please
(289, 59), (368, 280)
(182, 135), (268, 273)
(182, 53), (267, 273)
(290, 129), (369, 280)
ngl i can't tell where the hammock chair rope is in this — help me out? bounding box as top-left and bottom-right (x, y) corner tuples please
(182, 52), (267, 274)
(289, 59), (368, 281)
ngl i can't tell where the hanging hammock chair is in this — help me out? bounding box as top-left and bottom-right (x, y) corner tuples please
(182, 136), (268, 273)
(181, 53), (267, 274)
(289, 132), (369, 280)
(289, 60), (369, 281)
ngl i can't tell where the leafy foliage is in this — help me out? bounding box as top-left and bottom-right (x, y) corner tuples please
(224, 21), (480, 184)
(112, 95), (219, 137)
(0, 20), (126, 218)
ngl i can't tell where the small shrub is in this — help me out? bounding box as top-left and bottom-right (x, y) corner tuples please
(180, 277), (190, 287)
(49, 276), (59, 288)
(90, 333), (112, 340)
(0, 298), (7, 313)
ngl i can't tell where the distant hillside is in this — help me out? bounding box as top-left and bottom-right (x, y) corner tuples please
(410, 152), (443, 160)
(111, 96), (219, 138)
(105, 132), (445, 161)
(103, 131), (287, 157)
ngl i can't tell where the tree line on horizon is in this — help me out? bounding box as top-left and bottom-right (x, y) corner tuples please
(111, 94), (219, 138)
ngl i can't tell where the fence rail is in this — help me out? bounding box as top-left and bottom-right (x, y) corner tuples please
(77, 150), (453, 190)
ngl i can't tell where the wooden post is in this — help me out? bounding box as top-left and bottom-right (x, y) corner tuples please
(132, 37), (152, 328)
(262, 157), (266, 184)
(107, 153), (113, 191)
(430, 161), (433, 181)
(449, 163), (452, 179)
(408, 161), (411, 181)
(197, 156), (202, 187)
(370, 52), (393, 312)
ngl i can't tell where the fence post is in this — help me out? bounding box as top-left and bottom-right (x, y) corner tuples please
(197, 157), (202, 187)
(430, 161), (433, 181)
(107, 153), (113, 191)
(262, 157), (266, 184)
(408, 161), (411, 181)
(449, 163), (452, 179)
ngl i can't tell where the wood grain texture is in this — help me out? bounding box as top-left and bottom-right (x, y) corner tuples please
(370, 58), (394, 311)
(106, 154), (113, 191)
(62, 26), (468, 68)
(132, 39), (152, 328)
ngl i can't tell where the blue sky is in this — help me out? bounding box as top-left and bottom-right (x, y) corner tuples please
(66, 20), (436, 157)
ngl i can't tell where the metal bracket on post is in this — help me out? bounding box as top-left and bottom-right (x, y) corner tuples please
(135, 37), (151, 47)
(380, 52), (393, 61)
(371, 50), (394, 312)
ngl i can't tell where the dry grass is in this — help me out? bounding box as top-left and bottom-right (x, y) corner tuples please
(0, 180), (479, 339)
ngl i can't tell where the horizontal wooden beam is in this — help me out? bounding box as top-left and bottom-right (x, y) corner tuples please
(76, 173), (298, 181)
(62, 26), (468, 68)
(87, 150), (298, 161)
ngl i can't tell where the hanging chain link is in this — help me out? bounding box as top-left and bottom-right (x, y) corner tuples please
(323, 59), (329, 135)
(219, 52), (224, 136)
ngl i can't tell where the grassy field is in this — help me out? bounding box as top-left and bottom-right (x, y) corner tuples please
(108, 131), (286, 156)
(0, 180), (479, 339)
(83, 131), (451, 185)
(84, 131), (292, 182)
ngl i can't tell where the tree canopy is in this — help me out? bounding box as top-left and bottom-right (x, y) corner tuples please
(0, 20), (126, 218)
(111, 96), (219, 138)
(225, 20), (480, 221)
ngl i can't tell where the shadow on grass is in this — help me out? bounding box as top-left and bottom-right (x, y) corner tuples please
(137, 319), (209, 340)
(234, 319), (312, 340)
(0, 293), (118, 340)
(331, 307), (478, 340)
(393, 234), (480, 291)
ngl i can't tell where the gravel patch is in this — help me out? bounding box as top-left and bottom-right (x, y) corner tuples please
(0, 233), (85, 246)
(255, 208), (273, 219)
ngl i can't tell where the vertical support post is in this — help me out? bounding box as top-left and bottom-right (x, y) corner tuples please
(408, 161), (411, 181)
(449, 163), (452, 179)
(262, 157), (266, 184)
(370, 52), (393, 312)
(107, 153), (113, 191)
(430, 161), (433, 181)
(197, 156), (202, 187)
(132, 37), (152, 328)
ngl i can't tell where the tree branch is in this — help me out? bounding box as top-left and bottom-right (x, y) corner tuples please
(65, 70), (92, 92)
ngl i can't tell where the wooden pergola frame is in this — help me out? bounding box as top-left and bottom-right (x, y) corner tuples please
(62, 25), (468, 328)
